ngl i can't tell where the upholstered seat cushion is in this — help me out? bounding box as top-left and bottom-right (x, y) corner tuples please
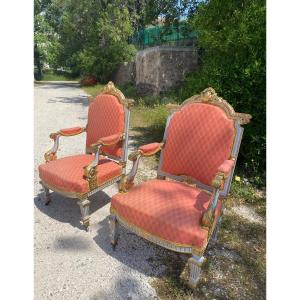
(111, 179), (222, 249)
(39, 154), (122, 194)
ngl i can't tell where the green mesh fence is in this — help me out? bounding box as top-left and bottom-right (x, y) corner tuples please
(130, 24), (197, 49)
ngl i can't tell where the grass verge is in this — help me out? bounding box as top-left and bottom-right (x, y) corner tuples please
(36, 70), (79, 81)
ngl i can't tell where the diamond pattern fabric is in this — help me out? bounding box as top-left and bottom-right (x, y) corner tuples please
(59, 127), (83, 136)
(139, 143), (161, 155)
(39, 154), (122, 193)
(161, 103), (235, 187)
(86, 94), (125, 157)
(111, 179), (222, 248)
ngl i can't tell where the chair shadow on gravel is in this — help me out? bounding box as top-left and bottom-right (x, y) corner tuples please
(34, 190), (111, 230)
(93, 216), (182, 279)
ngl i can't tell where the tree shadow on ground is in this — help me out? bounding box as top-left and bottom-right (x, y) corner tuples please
(36, 83), (80, 89)
(34, 190), (111, 230)
(53, 235), (93, 252)
(48, 95), (89, 107)
(90, 275), (157, 300)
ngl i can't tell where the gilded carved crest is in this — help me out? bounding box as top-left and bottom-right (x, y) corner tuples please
(89, 81), (134, 108)
(166, 87), (252, 125)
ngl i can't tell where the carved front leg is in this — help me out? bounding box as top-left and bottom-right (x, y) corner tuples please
(77, 198), (91, 229)
(187, 255), (206, 288)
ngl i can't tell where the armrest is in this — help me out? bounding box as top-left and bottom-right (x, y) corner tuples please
(50, 126), (85, 139)
(201, 158), (235, 229)
(212, 158), (235, 189)
(83, 133), (124, 190)
(119, 142), (164, 192)
(44, 126), (86, 162)
(90, 133), (123, 149)
(139, 142), (163, 156)
(59, 126), (85, 136)
(217, 159), (235, 177)
(128, 142), (164, 161)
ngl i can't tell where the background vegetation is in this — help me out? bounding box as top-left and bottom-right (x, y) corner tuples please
(182, 0), (266, 185)
(35, 0), (266, 185)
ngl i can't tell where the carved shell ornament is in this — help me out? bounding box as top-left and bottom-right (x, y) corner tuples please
(166, 87), (252, 125)
(88, 81), (134, 108)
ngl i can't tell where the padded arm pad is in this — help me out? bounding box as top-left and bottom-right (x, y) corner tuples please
(139, 142), (163, 156)
(91, 133), (123, 148)
(98, 133), (123, 146)
(59, 126), (85, 136)
(217, 159), (235, 177)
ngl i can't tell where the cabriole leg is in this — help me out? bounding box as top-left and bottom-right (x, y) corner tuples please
(188, 255), (205, 288)
(41, 182), (51, 205)
(77, 198), (91, 230)
(109, 214), (119, 249)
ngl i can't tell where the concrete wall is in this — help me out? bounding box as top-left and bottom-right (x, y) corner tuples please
(114, 46), (198, 95)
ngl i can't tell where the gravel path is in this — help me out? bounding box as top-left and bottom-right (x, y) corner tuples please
(34, 84), (164, 300)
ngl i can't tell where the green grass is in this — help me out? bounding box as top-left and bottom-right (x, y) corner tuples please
(37, 70), (79, 82)
(81, 84), (105, 97)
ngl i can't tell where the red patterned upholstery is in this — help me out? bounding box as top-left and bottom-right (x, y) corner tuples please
(111, 179), (222, 248)
(98, 133), (122, 146)
(218, 159), (234, 176)
(86, 94), (125, 157)
(59, 127), (84, 136)
(39, 154), (122, 193)
(139, 143), (162, 156)
(161, 103), (235, 187)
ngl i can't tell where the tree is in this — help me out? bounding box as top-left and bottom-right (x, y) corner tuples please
(34, 0), (61, 78)
(55, 0), (136, 81)
(181, 0), (266, 184)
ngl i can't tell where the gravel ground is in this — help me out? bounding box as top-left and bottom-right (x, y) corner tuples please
(34, 83), (164, 300)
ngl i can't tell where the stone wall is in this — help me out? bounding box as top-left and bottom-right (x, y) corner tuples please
(113, 46), (198, 95)
(113, 61), (135, 86)
(136, 46), (198, 96)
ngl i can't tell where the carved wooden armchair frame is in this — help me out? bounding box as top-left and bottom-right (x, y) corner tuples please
(109, 87), (251, 287)
(39, 82), (134, 229)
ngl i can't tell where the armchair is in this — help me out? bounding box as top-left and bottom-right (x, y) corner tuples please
(38, 82), (134, 229)
(109, 87), (251, 288)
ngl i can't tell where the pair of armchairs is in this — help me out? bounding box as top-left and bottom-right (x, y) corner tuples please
(38, 82), (251, 288)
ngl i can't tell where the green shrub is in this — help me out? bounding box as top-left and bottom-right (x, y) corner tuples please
(179, 0), (266, 185)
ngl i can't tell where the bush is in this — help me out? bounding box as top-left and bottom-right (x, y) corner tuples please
(80, 75), (97, 86)
(179, 0), (266, 186)
(57, 0), (136, 83)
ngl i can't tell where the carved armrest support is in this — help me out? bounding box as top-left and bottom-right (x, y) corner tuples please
(83, 133), (123, 190)
(44, 127), (86, 162)
(119, 142), (164, 192)
(83, 145), (102, 190)
(201, 158), (235, 229)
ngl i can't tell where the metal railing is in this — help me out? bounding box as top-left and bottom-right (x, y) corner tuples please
(130, 24), (197, 49)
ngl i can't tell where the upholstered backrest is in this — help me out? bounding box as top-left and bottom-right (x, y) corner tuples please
(161, 102), (236, 187)
(86, 94), (125, 158)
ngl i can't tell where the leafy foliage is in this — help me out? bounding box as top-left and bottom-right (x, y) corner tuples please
(34, 0), (61, 78)
(34, 0), (137, 82)
(178, 0), (266, 185)
(56, 0), (136, 81)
